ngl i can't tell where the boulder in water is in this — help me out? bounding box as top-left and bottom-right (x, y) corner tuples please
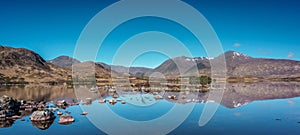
(30, 110), (55, 121)
(58, 114), (74, 124)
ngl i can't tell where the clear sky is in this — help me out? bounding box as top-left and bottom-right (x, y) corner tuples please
(0, 0), (299, 68)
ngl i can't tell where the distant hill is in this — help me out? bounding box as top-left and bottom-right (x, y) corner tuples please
(97, 63), (152, 77)
(48, 56), (152, 77)
(72, 62), (114, 79)
(47, 56), (80, 68)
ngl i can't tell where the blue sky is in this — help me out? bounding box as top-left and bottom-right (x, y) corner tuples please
(0, 0), (299, 68)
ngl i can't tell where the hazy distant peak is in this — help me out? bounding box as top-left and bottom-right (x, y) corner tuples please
(54, 55), (74, 60)
(48, 56), (81, 67)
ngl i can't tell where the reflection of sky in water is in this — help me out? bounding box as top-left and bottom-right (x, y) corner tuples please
(1, 97), (300, 134)
(108, 100), (174, 121)
(171, 97), (300, 135)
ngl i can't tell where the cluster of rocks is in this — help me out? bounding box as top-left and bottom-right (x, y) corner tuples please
(0, 95), (86, 129)
(0, 95), (22, 128)
(19, 101), (47, 112)
(55, 98), (79, 109)
(56, 100), (69, 109)
(0, 95), (21, 119)
(0, 95), (49, 128)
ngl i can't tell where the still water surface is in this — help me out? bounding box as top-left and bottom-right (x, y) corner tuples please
(0, 82), (300, 135)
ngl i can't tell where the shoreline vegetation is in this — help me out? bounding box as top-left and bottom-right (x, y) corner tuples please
(1, 75), (299, 86)
(1, 75), (299, 95)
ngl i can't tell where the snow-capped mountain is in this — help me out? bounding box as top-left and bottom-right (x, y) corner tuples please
(147, 51), (300, 78)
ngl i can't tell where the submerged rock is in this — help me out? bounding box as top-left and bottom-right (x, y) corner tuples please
(30, 110), (55, 121)
(275, 118), (282, 121)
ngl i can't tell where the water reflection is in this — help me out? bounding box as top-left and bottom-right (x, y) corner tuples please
(222, 82), (300, 108)
(0, 120), (14, 128)
(0, 82), (299, 134)
(1, 82), (300, 109)
(31, 120), (54, 130)
(0, 84), (76, 101)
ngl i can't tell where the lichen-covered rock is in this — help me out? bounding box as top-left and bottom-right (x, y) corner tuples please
(0, 95), (21, 118)
(30, 110), (55, 121)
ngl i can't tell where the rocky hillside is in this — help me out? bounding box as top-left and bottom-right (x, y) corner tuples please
(0, 46), (120, 83)
(231, 58), (300, 78)
(0, 46), (49, 70)
(219, 51), (300, 77)
(0, 46), (70, 82)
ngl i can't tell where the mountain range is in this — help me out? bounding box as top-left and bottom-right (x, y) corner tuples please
(47, 56), (152, 77)
(1, 45), (300, 83)
(147, 51), (300, 78)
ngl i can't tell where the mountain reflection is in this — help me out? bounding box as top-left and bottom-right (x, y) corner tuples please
(222, 82), (300, 108)
(164, 82), (300, 108)
(31, 120), (54, 130)
(0, 119), (14, 128)
(0, 82), (299, 109)
(0, 84), (76, 102)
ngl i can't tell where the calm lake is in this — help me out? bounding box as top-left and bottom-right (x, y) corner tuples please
(1, 82), (300, 135)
